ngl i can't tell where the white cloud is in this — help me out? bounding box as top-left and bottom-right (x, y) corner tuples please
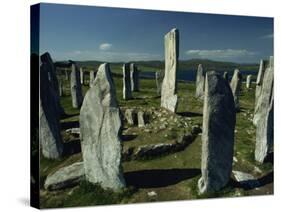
(73, 50), (82, 55)
(99, 43), (112, 51)
(53, 50), (161, 62)
(260, 33), (273, 39)
(185, 49), (257, 61)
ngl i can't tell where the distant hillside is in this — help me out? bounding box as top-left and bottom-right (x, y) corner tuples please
(57, 59), (259, 73)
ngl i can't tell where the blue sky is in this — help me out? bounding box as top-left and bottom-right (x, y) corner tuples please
(39, 3), (273, 63)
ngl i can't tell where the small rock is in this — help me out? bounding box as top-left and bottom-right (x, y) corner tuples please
(147, 191), (157, 197)
(191, 125), (202, 135)
(159, 124), (167, 130)
(65, 128), (80, 135)
(253, 166), (262, 174)
(144, 129), (152, 133)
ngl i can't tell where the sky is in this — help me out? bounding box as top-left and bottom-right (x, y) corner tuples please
(39, 3), (273, 63)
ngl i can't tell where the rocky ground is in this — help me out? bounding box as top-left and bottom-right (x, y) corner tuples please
(39, 73), (273, 208)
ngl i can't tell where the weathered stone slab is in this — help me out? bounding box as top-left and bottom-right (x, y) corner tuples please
(137, 111), (146, 127)
(198, 71), (236, 194)
(155, 70), (164, 95)
(195, 64), (205, 100)
(230, 69), (242, 111)
(70, 63), (83, 108)
(246, 75), (252, 89)
(161, 28), (179, 113)
(80, 67), (84, 85)
(65, 68), (69, 81)
(44, 162), (84, 190)
(59, 80), (63, 97)
(89, 70), (95, 88)
(65, 128), (80, 135)
(123, 63), (133, 100)
(232, 170), (260, 189)
(255, 56), (274, 163)
(253, 59), (268, 126)
(41, 52), (65, 115)
(223, 71), (229, 81)
(80, 63), (126, 190)
(130, 63), (140, 91)
(40, 60), (63, 159)
(125, 109), (137, 125)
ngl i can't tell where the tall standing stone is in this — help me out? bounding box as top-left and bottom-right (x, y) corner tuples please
(80, 67), (84, 85)
(161, 28), (179, 113)
(155, 70), (164, 96)
(40, 61), (63, 159)
(80, 63), (126, 190)
(246, 75), (252, 89)
(65, 68), (69, 81)
(123, 63), (132, 100)
(255, 57), (274, 163)
(137, 111), (146, 128)
(230, 69), (242, 111)
(198, 71), (236, 194)
(89, 70), (96, 88)
(223, 72), (229, 81)
(130, 63), (140, 91)
(195, 64), (205, 100)
(41, 52), (65, 115)
(59, 80), (63, 97)
(70, 63), (83, 108)
(253, 59), (268, 126)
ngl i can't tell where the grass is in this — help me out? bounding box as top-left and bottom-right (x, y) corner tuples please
(40, 69), (273, 208)
(40, 181), (136, 208)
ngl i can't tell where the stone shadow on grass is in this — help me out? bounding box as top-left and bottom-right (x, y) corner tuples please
(121, 134), (138, 142)
(61, 113), (79, 120)
(231, 171), (273, 190)
(63, 139), (81, 156)
(264, 152), (274, 164)
(177, 111), (202, 117)
(61, 121), (79, 130)
(124, 168), (200, 188)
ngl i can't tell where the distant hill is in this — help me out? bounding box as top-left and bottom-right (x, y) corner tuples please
(57, 59), (259, 73)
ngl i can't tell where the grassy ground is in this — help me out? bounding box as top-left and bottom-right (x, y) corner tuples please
(39, 69), (273, 208)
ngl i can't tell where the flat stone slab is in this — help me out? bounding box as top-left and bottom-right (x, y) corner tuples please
(65, 128), (80, 135)
(44, 162), (84, 190)
(233, 170), (260, 189)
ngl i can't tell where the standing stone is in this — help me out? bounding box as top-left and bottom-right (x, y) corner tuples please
(253, 59), (268, 126)
(59, 80), (63, 97)
(41, 52), (65, 115)
(123, 63), (132, 100)
(80, 63), (125, 190)
(130, 63), (140, 91)
(223, 72), (229, 81)
(89, 70), (95, 88)
(198, 71), (236, 194)
(161, 28), (179, 113)
(230, 69), (242, 111)
(246, 75), (252, 89)
(155, 70), (164, 96)
(125, 109), (137, 126)
(70, 63), (83, 108)
(65, 68), (69, 81)
(255, 57), (274, 163)
(137, 111), (146, 127)
(195, 64), (205, 100)
(80, 67), (84, 85)
(40, 61), (63, 159)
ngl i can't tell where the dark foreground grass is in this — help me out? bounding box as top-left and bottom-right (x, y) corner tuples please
(41, 181), (136, 208)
